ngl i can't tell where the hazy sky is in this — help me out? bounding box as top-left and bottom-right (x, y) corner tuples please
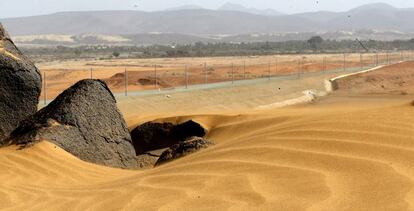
(1, 0), (414, 18)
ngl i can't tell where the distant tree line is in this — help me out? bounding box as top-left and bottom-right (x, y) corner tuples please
(21, 37), (414, 61)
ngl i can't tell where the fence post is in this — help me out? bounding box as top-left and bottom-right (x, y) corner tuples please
(360, 54), (363, 70)
(43, 71), (47, 105)
(90, 68), (93, 79)
(275, 57), (278, 75)
(125, 68), (128, 96)
(232, 63), (234, 84)
(154, 64), (157, 90)
(243, 61), (246, 80)
(204, 62), (207, 84)
(268, 62), (271, 80)
(343, 53), (346, 71)
(386, 52), (389, 64)
(323, 56), (326, 72)
(185, 65), (188, 89)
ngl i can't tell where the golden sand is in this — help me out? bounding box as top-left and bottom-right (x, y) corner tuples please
(1, 94), (414, 210)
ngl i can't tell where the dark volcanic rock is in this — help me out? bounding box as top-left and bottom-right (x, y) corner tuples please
(155, 136), (213, 166)
(131, 122), (175, 154)
(0, 23), (42, 143)
(131, 120), (206, 154)
(10, 79), (138, 169)
(173, 120), (206, 140)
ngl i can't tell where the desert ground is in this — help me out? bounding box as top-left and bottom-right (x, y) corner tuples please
(37, 52), (405, 100)
(2, 59), (414, 210)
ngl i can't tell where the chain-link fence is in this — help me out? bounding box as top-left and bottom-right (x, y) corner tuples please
(40, 51), (413, 104)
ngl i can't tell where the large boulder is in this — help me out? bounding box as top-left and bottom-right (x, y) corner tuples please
(131, 120), (206, 154)
(9, 79), (139, 169)
(0, 23), (42, 143)
(155, 136), (213, 166)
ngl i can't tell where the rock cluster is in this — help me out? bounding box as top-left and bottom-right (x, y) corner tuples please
(131, 120), (206, 155)
(0, 22), (212, 169)
(131, 120), (212, 166)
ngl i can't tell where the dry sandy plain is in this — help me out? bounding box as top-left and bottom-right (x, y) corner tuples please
(37, 52), (404, 100)
(2, 57), (414, 210)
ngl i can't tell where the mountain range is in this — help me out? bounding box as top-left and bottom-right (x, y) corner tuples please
(166, 3), (284, 16)
(217, 3), (284, 16)
(2, 3), (414, 46)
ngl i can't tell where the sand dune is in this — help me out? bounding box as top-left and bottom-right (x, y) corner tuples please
(2, 93), (414, 210)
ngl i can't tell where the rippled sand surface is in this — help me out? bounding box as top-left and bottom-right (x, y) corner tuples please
(3, 94), (414, 210)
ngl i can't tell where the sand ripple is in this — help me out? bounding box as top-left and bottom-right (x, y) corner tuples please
(1, 97), (414, 210)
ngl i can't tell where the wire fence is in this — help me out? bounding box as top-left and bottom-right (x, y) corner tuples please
(40, 51), (413, 104)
